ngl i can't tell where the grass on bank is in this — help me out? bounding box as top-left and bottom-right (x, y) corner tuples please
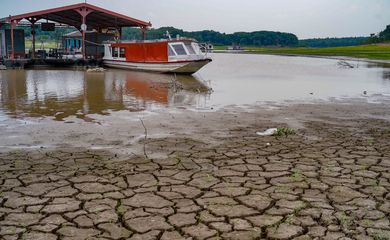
(25, 40), (59, 50)
(215, 44), (390, 61)
(23, 41), (390, 60)
(276, 127), (296, 137)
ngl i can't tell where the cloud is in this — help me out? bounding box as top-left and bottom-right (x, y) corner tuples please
(1, 0), (389, 38)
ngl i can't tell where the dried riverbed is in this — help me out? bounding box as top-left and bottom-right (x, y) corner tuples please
(1, 54), (390, 239)
(1, 100), (390, 240)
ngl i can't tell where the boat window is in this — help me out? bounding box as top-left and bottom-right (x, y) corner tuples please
(172, 44), (187, 55)
(168, 45), (176, 56)
(184, 42), (196, 54)
(113, 47), (119, 58)
(120, 47), (126, 58)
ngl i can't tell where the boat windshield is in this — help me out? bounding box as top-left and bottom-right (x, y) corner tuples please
(184, 42), (196, 54)
(168, 42), (201, 57)
(171, 43), (187, 55)
(168, 45), (176, 56)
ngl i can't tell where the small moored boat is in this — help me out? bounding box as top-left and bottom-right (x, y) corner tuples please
(103, 38), (211, 74)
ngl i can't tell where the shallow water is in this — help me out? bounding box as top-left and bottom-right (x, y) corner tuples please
(0, 69), (211, 121)
(0, 53), (389, 121)
(201, 54), (390, 105)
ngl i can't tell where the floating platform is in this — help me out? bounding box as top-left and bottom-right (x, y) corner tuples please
(2, 58), (102, 69)
(2, 59), (30, 69)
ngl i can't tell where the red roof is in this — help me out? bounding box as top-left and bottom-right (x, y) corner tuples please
(2, 3), (151, 29)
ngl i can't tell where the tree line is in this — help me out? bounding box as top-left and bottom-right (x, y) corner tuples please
(122, 27), (299, 47)
(299, 37), (369, 48)
(7, 24), (390, 48)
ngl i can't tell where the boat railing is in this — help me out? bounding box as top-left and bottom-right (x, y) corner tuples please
(102, 37), (197, 44)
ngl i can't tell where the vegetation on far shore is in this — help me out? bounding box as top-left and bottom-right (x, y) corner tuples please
(214, 25), (390, 61)
(299, 37), (368, 48)
(215, 44), (390, 61)
(123, 27), (299, 47)
(25, 39), (58, 50)
(4, 22), (390, 60)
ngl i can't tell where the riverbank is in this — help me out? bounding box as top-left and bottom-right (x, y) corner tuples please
(1, 100), (390, 239)
(215, 44), (390, 62)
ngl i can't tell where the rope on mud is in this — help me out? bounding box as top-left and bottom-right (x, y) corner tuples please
(139, 119), (149, 159)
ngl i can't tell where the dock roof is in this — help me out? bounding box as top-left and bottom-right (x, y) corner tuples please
(0, 3), (151, 29)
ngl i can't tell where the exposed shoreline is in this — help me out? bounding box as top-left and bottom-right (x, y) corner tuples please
(1, 99), (390, 239)
(1, 98), (389, 153)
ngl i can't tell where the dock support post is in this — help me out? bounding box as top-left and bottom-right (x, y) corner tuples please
(27, 18), (38, 59)
(10, 18), (16, 60)
(141, 26), (147, 40)
(8, 17), (20, 60)
(82, 15), (86, 60)
(32, 23), (35, 59)
(76, 7), (93, 60)
(0, 23), (2, 58)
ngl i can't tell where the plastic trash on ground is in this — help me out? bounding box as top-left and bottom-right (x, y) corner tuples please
(87, 67), (106, 72)
(256, 128), (278, 136)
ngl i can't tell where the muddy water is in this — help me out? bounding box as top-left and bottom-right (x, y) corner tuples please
(0, 69), (211, 121)
(0, 53), (390, 122)
(200, 54), (390, 105)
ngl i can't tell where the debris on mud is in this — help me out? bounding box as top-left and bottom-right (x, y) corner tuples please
(337, 60), (358, 69)
(256, 127), (296, 137)
(86, 67), (106, 72)
(256, 128), (278, 136)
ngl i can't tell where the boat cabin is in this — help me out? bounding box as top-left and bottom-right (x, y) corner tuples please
(103, 39), (204, 63)
(102, 38), (211, 74)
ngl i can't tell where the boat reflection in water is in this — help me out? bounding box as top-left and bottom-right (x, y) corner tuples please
(0, 69), (211, 121)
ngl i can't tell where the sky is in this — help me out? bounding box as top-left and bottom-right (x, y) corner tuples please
(1, 0), (389, 39)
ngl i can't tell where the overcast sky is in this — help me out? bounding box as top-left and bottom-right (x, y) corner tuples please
(1, 0), (389, 39)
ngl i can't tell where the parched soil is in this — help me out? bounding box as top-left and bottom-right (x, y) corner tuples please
(0, 104), (390, 240)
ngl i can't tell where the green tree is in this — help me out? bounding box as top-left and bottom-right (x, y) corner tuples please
(122, 27), (299, 47)
(379, 25), (390, 41)
(367, 24), (390, 44)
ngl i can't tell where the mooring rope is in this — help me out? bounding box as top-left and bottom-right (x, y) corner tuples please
(83, 40), (104, 46)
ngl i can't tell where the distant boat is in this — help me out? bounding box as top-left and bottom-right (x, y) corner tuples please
(227, 44), (245, 52)
(103, 38), (212, 74)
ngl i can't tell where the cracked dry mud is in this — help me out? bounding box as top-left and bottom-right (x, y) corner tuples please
(1, 114), (390, 240)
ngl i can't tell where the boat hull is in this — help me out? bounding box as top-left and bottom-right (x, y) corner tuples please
(103, 59), (211, 74)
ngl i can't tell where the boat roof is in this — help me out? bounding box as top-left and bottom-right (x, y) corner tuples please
(110, 38), (198, 44)
(64, 31), (82, 38)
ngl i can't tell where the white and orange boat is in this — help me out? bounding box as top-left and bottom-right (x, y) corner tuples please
(103, 38), (211, 74)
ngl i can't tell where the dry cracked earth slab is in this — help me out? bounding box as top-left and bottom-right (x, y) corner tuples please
(0, 117), (390, 240)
